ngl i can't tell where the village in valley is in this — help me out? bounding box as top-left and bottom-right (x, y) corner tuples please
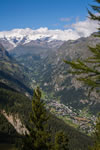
(46, 100), (97, 134)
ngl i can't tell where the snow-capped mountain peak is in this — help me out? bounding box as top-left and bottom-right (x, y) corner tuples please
(0, 18), (99, 49)
(0, 27), (79, 48)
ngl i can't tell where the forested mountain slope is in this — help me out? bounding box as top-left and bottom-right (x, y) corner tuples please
(0, 34), (99, 149)
(0, 87), (93, 150)
(0, 44), (33, 95)
(10, 34), (100, 114)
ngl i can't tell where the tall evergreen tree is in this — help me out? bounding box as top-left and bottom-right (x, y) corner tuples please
(64, 0), (100, 149)
(21, 87), (70, 150)
(54, 131), (69, 150)
(21, 87), (51, 150)
(64, 0), (100, 93)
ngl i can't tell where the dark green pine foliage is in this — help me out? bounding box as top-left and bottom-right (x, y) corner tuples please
(54, 131), (69, 150)
(64, 0), (100, 94)
(88, 0), (100, 25)
(64, 1), (100, 149)
(21, 87), (51, 150)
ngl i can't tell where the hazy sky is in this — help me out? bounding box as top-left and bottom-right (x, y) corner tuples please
(0, 0), (93, 31)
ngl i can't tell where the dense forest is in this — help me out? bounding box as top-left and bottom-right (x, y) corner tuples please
(0, 86), (93, 150)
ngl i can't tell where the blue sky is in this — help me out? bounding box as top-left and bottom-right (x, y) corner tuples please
(0, 0), (92, 31)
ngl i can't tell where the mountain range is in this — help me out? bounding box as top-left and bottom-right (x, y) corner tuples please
(0, 27), (95, 51)
(0, 43), (33, 95)
(0, 30), (99, 127)
(0, 41), (93, 150)
(5, 32), (100, 111)
(0, 28), (66, 50)
(0, 29), (100, 147)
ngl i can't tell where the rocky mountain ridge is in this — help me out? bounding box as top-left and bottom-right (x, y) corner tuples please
(1, 33), (100, 134)
(0, 28), (65, 50)
(9, 33), (100, 115)
(0, 44), (33, 95)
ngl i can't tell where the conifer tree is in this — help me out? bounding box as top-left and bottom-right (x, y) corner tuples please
(21, 87), (70, 150)
(64, 1), (100, 149)
(54, 131), (69, 150)
(21, 87), (51, 150)
(64, 0), (100, 93)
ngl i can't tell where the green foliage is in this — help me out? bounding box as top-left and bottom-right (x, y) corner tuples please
(0, 88), (31, 125)
(48, 115), (92, 150)
(0, 87), (93, 150)
(0, 45), (33, 95)
(64, 0), (100, 94)
(88, 0), (100, 25)
(0, 113), (17, 136)
(64, 55), (100, 93)
(64, 1), (100, 149)
(55, 131), (69, 150)
(22, 87), (51, 150)
(0, 113), (19, 144)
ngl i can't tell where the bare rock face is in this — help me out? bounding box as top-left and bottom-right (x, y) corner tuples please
(0, 39), (14, 51)
(2, 110), (28, 135)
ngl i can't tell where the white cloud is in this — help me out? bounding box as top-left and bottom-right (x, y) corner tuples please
(71, 18), (99, 37)
(0, 18), (99, 45)
(62, 18), (99, 39)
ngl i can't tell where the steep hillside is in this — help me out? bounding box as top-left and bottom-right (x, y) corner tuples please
(0, 44), (33, 95)
(37, 34), (100, 108)
(0, 35), (97, 149)
(9, 34), (100, 133)
(0, 87), (93, 150)
(0, 44), (11, 60)
(1, 33), (100, 133)
(11, 34), (100, 111)
(0, 113), (19, 144)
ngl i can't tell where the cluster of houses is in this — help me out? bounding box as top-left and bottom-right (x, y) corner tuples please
(46, 100), (96, 134)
